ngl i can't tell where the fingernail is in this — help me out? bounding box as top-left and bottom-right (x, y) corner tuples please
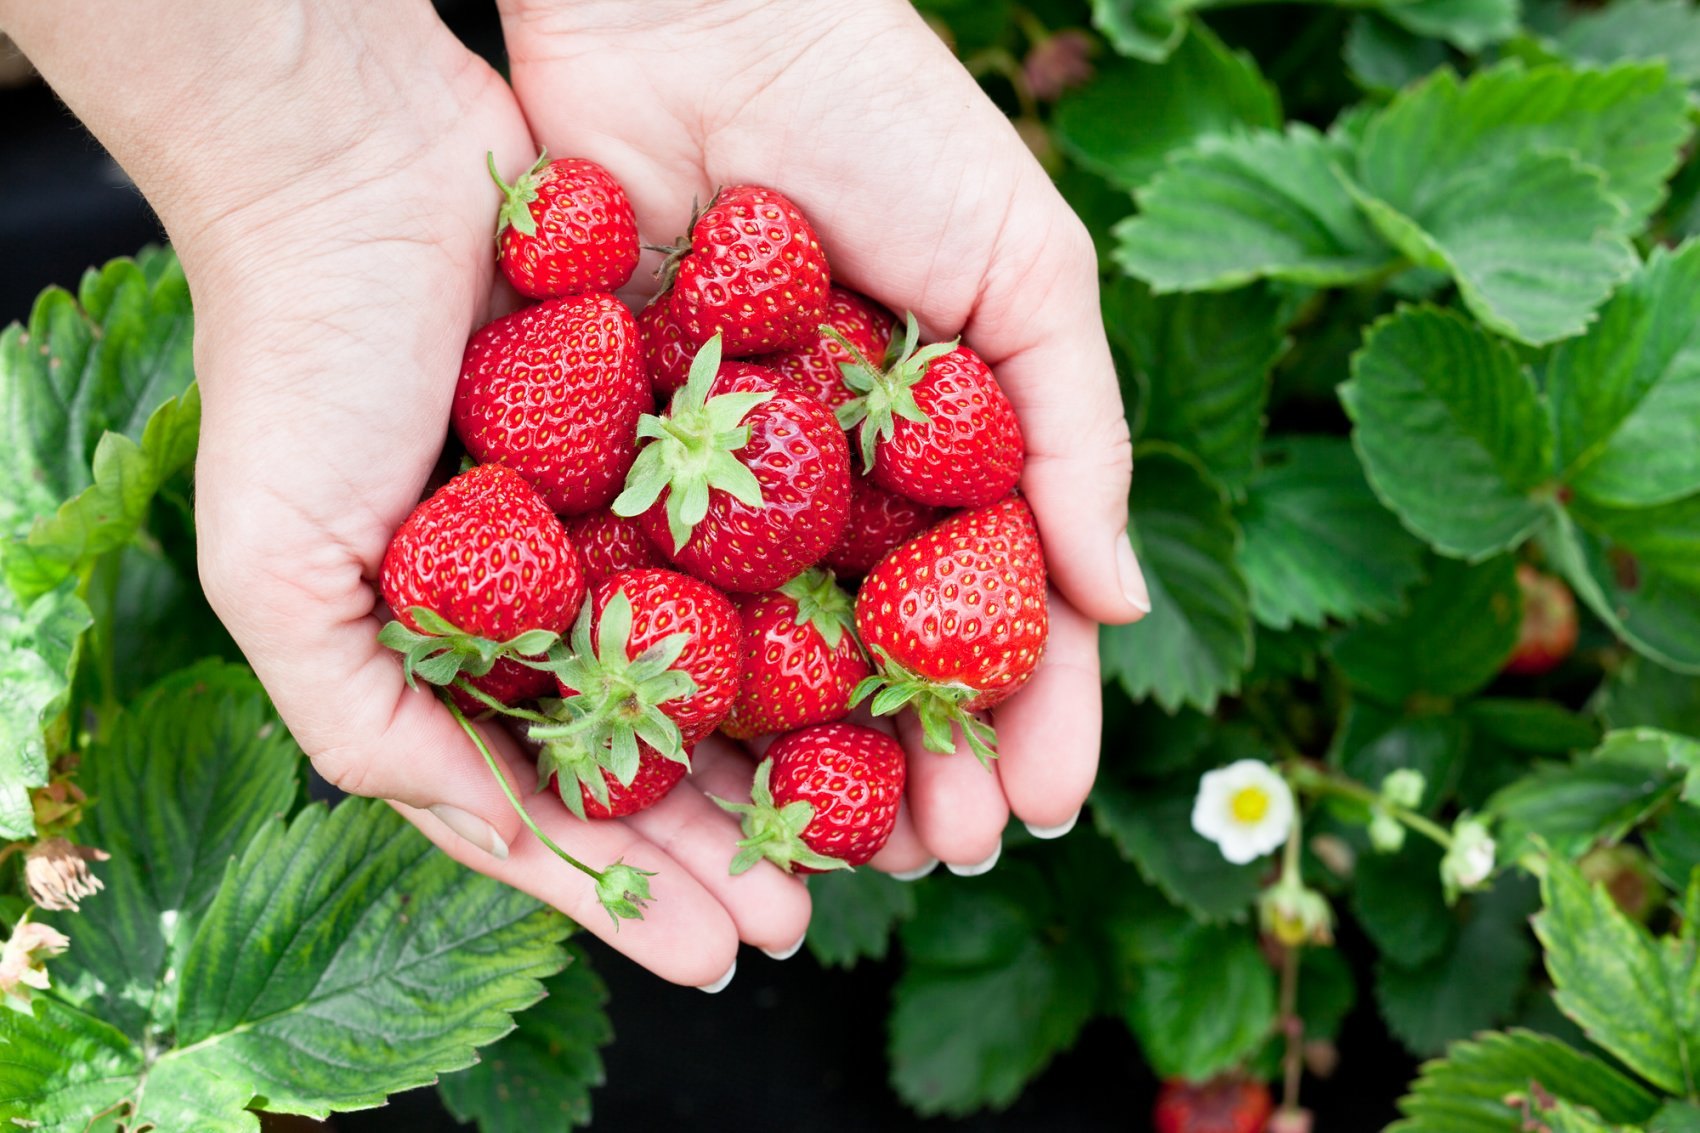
(760, 934), (806, 962)
(429, 804), (509, 861)
(1024, 809), (1081, 840)
(889, 857), (940, 882)
(697, 958), (737, 994)
(946, 842), (1002, 877)
(1117, 528), (1151, 615)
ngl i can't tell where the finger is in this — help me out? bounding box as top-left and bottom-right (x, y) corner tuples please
(991, 592), (1100, 835)
(896, 712), (1008, 873)
(866, 796), (932, 877)
(626, 736), (812, 955)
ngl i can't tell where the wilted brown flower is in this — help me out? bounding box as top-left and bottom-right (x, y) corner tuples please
(0, 919), (70, 1014)
(25, 837), (110, 912)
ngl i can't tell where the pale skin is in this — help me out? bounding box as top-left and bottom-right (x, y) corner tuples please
(3, 0), (1147, 988)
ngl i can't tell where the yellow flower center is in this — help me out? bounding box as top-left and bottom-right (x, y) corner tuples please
(1230, 785), (1270, 824)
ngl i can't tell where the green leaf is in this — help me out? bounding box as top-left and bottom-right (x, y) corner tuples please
(1390, 1028), (1661, 1133)
(1342, 306), (1556, 559)
(1376, 875), (1539, 1056)
(1487, 754), (1683, 861)
(0, 579), (89, 838)
(1345, 15), (1453, 95)
(1053, 21), (1280, 191)
(1645, 802), (1700, 892)
(1108, 278), (1287, 495)
(1597, 656), (1700, 739)
(1547, 241), (1700, 509)
(1381, 0), (1519, 51)
(437, 942), (611, 1133)
(1331, 553), (1521, 705)
(1333, 701), (1467, 813)
(1101, 444), (1252, 712)
(1236, 435), (1426, 629)
(1091, 774), (1264, 922)
(804, 866), (917, 968)
(1354, 837), (1456, 967)
(1534, 854), (1698, 1095)
(1653, 1100), (1700, 1133)
(1463, 698), (1604, 754)
(1113, 124), (1397, 291)
(1548, 0), (1700, 87)
(889, 863), (1098, 1116)
(1120, 920), (1278, 1080)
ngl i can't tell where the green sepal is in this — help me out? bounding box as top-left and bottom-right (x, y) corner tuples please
(488, 149), (550, 243)
(832, 312), (956, 473)
(377, 607), (561, 689)
(711, 759), (851, 875)
(778, 567), (858, 651)
(596, 860), (657, 925)
(854, 647), (1000, 766)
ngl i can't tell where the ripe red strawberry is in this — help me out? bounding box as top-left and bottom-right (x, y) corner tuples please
(838, 313), (1024, 508)
(821, 477), (945, 578)
(378, 464), (587, 710)
(853, 495), (1047, 761)
(454, 293), (651, 515)
(613, 336), (851, 593)
(1504, 564), (1578, 676)
(1153, 1077), (1275, 1133)
(529, 568), (740, 802)
(721, 569), (871, 740)
(489, 151), (639, 299)
(637, 296), (698, 399)
(659, 185), (830, 355)
(564, 509), (665, 586)
(754, 287), (894, 410)
(714, 723), (906, 873)
(573, 743), (692, 821)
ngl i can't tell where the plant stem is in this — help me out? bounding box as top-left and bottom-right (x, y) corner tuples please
(449, 679), (554, 724)
(1279, 936), (1303, 1113)
(1289, 764), (1453, 848)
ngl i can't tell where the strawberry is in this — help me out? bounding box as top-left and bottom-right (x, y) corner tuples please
(658, 185), (830, 355)
(754, 287), (895, 410)
(573, 743), (692, 821)
(820, 476), (945, 578)
(1153, 1077), (1274, 1133)
(453, 293), (651, 515)
(853, 495), (1047, 761)
(529, 568), (740, 804)
(489, 150), (639, 299)
(1504, 564), (1578, 676)
(836, 313), (1024, 508)
(714, 723), (906, 873)
(378, 464), (586, 709)
(720, 568), (871, 740)
(564, 509), (665, 586)
(613, 335), (851, 593)
(637, 296), (698, 399)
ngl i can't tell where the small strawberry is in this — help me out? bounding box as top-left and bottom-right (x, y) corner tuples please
(853, 495), (1047, 762)
(721, 568), (871, 740)
(613, 335), (851, 593)
(714, 723), (906, 873)
(820, 476), (945, 578)
(378, 464), (586, 709)
(754, 287), (895, 410)
(1153, 1077), (1275, 1133)
(489, 150), (639, 299)
(573, 743), (692, 821)
(1504, 564), (1578, 676)
(657, 185), (830, 355)
(454, 293), (651, 515)
(836, 313), (1024, 508)
(529, 569), (740, 804)
(564, 509), (665, 586)
(637, 296), (698, 399)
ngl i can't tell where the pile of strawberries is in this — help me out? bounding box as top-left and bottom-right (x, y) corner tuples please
(377, 151), (1049, 918)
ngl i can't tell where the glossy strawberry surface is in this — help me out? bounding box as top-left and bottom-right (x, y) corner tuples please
(454, 293), (650, 515)
(574, 742), (691, 820)
(494, 156), (639, 300)
(720, 575), (870, 740)
(870, 344), (1023, 508)
(765, 723), (906, 871)
(1504, 564), (1578, 676)
(637, 296), (698, 399)
(558, 569), (742, 745)
(640, 364), (851, 593)
(564, 509), (665, 586)
(1153, 1077), (1274, 1133)
(855, 494), (1046, 711)
(821, 477), (944, 578)
(665, 185), (830, 355)
(754, 287), (893, 410)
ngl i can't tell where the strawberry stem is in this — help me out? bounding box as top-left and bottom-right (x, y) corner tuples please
(851, 648), (999, 765)
(710, 759), (849, 875)
(487, 149), (549, 242)
(378, 607), (560, 689)
(449, 679), (555, 724)
(778, 567), (857, 651)
(831, 312), (956, 473)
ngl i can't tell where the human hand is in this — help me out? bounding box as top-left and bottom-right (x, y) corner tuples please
(497, 0), (1148, 873)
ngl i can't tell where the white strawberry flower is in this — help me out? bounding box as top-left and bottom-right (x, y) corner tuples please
(1191, 759), (1295, 865)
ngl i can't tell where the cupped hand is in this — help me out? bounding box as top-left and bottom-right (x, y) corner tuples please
(498, 0), (1148, 873)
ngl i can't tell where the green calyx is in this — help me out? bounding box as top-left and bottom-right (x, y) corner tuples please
(710, 759), (849, 875)
(610, 332), (773, 551)
(644, 190), (714, 297)
(850, 647), (998, 765)
(832, 311), (957, 473)
(596, 860), (657, 923)
(378, 606), (560, 689)
(778, 567), (857, 651)
(525, 589), (698, 812)
(488, 148), (550, 242)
